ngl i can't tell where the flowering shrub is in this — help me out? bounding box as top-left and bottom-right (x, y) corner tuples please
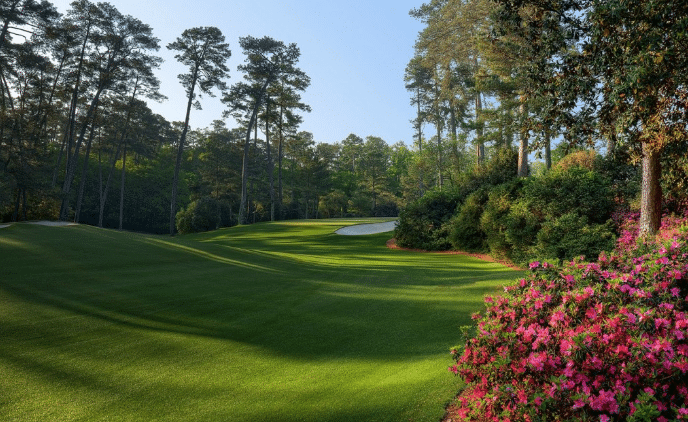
(448, 220), (688, 422)
(614, 209), (688, 255)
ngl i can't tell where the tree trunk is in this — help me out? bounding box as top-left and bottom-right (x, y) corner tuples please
(476, 91), (485, 164)
(517, 102), (529, 177)
(170, 70), (198, 235)
(607, 132), (617, 156)
(51, 127), (68, 188)
(544, 131), (552, 170)
(265, 97), (275, 221)
(11, 188), (20, 222)
(239, 78), (271, 225)
(278, 104), (284, 219)
(119, 141), (126, 230)
(60, 90), (103, 221)
(417, 88), (424, 198)
(98, 134), (127, 229)
(638, 142), (662, 237)
(59, 20), (92, 212)
(74, 118), (98, 223)
(20, 187), (27, 221)
(437, 122), (443, 190)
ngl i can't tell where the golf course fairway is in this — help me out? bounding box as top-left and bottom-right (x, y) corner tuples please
(0, 219), (524, 421)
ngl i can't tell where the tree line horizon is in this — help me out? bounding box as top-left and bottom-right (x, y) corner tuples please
(2, 0), (686, 236)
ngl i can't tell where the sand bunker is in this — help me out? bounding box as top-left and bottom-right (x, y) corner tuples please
(0, 221), (78, 229)
(335, 221), (397, 235)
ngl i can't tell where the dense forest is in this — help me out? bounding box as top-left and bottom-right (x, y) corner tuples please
(0, 0), (491, 235)
(2, 0), (687, 239)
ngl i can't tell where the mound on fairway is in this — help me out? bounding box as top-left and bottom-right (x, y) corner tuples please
(0, 219), (523, 422)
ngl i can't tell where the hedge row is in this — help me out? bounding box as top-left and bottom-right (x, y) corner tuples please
(395, 150), (620, 265)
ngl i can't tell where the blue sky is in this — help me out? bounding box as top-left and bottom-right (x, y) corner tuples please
(49, 0), (425, 145)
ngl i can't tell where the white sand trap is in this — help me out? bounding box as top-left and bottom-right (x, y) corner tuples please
(0, 220), (78, 229)
(335, 221), (397, 235)
(28, 221), (78, 226)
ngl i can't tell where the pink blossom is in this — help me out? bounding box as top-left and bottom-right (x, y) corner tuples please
(572, 399), (586, 409)
(447, 214), (688, 422)
(586, 307), (598, 320)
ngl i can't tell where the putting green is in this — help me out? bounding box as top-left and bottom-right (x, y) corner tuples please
(0, 219), (524, 421)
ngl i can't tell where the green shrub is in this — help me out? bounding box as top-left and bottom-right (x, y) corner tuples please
(503, 198), (541, 263)
(466, 147), (519, 189)
(480, 179), (525, 259)
(449, 188), (489, 252)
(396, 148), (518, 251)
(554, 149), (597, 171)
(535, 212), (616, 262)
(480, 167), (616, 264)
(395, 188), (461, 250)
(523, 166), (614, 225)
(176, 196), (221, 234)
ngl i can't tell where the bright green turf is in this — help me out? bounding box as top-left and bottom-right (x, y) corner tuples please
(0, 219), (524, 422)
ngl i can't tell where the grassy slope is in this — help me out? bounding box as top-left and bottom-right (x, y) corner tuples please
(0, 220), (524, 422)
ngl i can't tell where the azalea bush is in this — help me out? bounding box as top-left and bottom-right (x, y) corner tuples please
(448, 219), (688, 422)
(614, 209), (688, 255)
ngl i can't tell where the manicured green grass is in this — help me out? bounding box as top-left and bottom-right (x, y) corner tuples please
(0, 219), (524, 422)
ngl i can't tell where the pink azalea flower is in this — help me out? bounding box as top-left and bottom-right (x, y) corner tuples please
(572, 398), (586, 409)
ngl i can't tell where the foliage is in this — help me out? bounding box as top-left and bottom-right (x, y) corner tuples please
(167, 26), (231, 235)
(464, 147), (519, 191)
(492, 0), (688, 235)
(480, 178), (525, 259)
(478, 167), (616, 264)
(554, 150), (597, 171)
(522, 167), (615, 226)
(535, 213), (616, 263)
(397, 147), (518, 251)
(594, 146), (642, 209)
(448, 219), (688, 422)
(662, 140), (688, 209)
(175, 196), (221, 234)
(395, 188), (461, 251)
(450, 187), (489, 252)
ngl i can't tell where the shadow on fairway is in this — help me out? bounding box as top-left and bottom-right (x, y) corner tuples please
(0, 223), (522, 363)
